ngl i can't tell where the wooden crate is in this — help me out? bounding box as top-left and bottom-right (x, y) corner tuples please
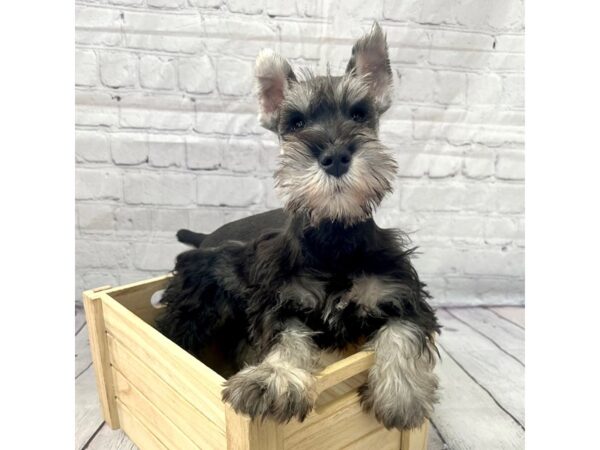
(83, 275), (429, 450)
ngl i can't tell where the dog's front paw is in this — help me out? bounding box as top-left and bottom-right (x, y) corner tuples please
(359, 373), (438, 430)
(222, 363), (316, 422)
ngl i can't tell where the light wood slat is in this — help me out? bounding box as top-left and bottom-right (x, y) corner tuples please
(117, 400), (168, 450)
(400, 421), (428, 450)
(283, 391), (400, 449)
(104, 274), (171, 325)
(489, 306), (525, 328)
(101, 293), (227, 428)
(75, 325), (92, 378)
(432, 345), (524, 449)
(107, 334), (226, 449)
(427, 423), (447, 450)
(340, 426), (401, 449)
(315, 350), (374, 394)
(113, 369), (200, 450)
(75, 366), (103, 450)
(437, 309), (524, 425)
(83, 290), (120, 429)
(448, 308), (524, 363)
(86, 424), (138, 450)
(315, 373), (367, 409)
(225, 406), (283, 450)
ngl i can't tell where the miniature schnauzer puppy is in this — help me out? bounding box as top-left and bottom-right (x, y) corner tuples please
(157, 23), (440, 430)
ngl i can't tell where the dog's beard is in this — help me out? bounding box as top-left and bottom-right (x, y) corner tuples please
(275, 141), (398, 226)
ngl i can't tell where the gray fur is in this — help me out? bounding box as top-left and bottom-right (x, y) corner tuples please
(221, 320), (320, 422)
(360, 319), (439, 429)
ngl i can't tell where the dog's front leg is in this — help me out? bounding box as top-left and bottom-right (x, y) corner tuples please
(360, 319), (439, 430)
(222, 319), (319, 422)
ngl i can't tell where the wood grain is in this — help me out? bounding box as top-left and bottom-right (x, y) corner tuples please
(283, 391), (400, 450)
(75, 366), (103, 450)
(75, 325), (92, 378)
(431, 345), (524, 449)
(116, 400), (167, 450)
(104, 274), (171, 325)
(107, 333), (226, 449)
(489, 306), (525, 328)
(86, 424), (138, 450)
(101, 293), (227, 427)
(113, 369), (200, 449)
(437, 309), (524, 426)
(427, 423), (447, 450)
(447, 307), (524, 363)
(83, 289), (120, 429)
(315, 350), (374, 394)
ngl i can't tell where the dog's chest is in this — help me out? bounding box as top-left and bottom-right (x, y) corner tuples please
(277, 273), (392, 348)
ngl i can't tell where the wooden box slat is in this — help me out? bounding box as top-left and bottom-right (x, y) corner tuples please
(116, 400), (167, 450)
(283, 391), (401, 450)
(107, 334), (226, 449)
(83, 277), (429, 450)
(113, 369), (200, 449)
(102, 294), (227, 428)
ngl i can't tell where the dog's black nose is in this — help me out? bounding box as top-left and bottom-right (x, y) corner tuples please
(319, 150), (352, 177)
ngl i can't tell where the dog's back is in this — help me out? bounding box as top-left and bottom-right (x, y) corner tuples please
(177, 208), (288, 248)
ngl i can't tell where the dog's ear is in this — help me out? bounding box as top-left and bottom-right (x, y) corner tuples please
(346, 22), (393, 113)
(255, 49), (297, 132)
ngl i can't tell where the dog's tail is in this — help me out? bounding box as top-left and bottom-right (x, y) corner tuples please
(176, 229), (207, 248)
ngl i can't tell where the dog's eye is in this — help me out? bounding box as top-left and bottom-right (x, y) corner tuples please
(289, 117), (305, 132)
(350, 105), (368, 122)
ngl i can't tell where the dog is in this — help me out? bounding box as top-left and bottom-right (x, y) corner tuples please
(156, 23), (440, 430)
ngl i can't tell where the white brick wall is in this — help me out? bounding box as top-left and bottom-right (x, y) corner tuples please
(75, 0), (524, 306)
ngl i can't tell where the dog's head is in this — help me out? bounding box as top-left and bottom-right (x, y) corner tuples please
(255, 23), (398, 226)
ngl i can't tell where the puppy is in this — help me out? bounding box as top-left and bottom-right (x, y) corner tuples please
(157, 23), (440, 430)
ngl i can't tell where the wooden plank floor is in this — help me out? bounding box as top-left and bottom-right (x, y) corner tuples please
(75, 305), (524, 449)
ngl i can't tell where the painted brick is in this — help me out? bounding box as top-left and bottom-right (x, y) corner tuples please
(114, 206), (153, 231)
(188, 208), (227, 233)
(124, 172), (196, 205)
(74, 2), (524, 305)
(140, 55), (177, 90)
(152, 208), (189, 232)
(463, 153), (496, 179)
(77, 204), (115, 231)
(501, 74), (525, 108)
(197, 175), (263, 206)
(221, 139), (262, 172)
(148, 135), (186, 168)
(396, 68), (436, 103)
(496, 151), (525, 180)
(178, 55), (216, 94)
(266, 0), (296, 16)
(428, 155), (462, 178)
(76, 240), (130, 269)
(434, 71), (467, 105)
(382, 0), (420, 21)
(75, 49), (98, 87)
(467, 73), (503, 105)
(76, 169), (122, 200)
(76, 131), (110, 163)
(217, 58), (254, 96)
(99, 52), (138, 88)
(226, 0), (263, 14)
(148, 0), (186, 8)
(111, 133), (149, 165)
(187, 137), (224, 170)
(133, 242), (188, 270)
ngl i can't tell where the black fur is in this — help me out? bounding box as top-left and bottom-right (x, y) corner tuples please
(157, 211), (439, 369)
(177, 209), (287, 249)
